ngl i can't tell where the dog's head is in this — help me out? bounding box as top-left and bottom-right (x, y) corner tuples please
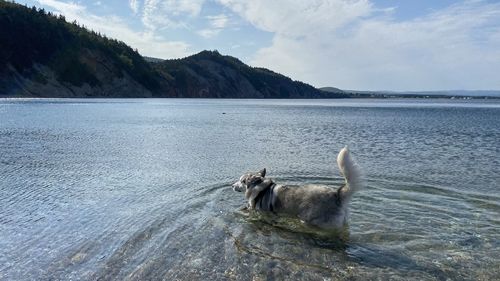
(232, 168), (266, 193)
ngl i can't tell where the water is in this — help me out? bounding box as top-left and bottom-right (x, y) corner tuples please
(0, 98), (499, 280)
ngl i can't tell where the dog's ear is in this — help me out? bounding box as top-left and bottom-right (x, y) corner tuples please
(258, 168), (266, 177)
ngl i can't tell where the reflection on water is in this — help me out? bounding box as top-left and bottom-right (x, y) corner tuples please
(0, 98), (499, 280)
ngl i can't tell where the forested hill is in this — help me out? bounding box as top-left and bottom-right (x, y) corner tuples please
(154, 51), (347, 98)
(0, 0), (161, 97)
(0, 1), (346, 98)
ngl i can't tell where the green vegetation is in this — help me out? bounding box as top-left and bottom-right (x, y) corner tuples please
(0, 0), (159, 89)
(155, 50), (347, 98)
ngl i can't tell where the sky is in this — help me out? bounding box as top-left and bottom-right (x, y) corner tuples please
(15, 0), (500, 91)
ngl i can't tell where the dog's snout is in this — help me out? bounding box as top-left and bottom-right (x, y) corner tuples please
(232, 181), (244, 192)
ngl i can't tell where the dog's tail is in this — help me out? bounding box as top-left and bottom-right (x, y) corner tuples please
(337, 146), (363, 200)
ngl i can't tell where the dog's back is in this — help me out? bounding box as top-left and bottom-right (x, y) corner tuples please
(272, 147), (362, 228)
(271, 184), (345, 227)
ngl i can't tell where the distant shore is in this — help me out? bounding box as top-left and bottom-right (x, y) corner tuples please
(1, 95), (499, 100)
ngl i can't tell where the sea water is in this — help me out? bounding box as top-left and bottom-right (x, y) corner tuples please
(0, 98), (499, 280)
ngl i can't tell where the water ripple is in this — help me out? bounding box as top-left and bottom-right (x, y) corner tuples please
(1, 99), (499, 280)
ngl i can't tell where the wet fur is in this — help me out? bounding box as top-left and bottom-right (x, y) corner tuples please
(232, 147), (362, 229)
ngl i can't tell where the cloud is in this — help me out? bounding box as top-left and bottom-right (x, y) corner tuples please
(197, 14), (229, 38)
(37, 0), (85, 14)
(197, 29), (220, 38)
(206, 14), (229, 29)
(218, 0), (500, 91)
(36, 0), (191, 59)
(129, 0), (139, 14)
(218, 0), (372, 37)
(142, 0), (205, 30)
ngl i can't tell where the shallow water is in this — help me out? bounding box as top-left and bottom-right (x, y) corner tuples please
(0, 98), (499, 280)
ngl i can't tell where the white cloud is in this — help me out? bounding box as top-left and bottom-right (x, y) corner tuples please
(217, 0), (372, 37)
(206, 14), (229, 29)
(142, 0), (205, 30)
(196, 14), (229, 38)
(37, 0), (85, 14)
(197, 28), (220, 38)
(129, 0), (139, 14)
(36, 0), (191, 59)
(218, 0), (500, 91)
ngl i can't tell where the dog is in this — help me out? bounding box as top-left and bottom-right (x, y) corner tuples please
(232, 147), (362, 229)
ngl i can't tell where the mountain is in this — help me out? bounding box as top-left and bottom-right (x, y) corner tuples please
(155, 51), (348, 98)
(0, 1), (345, 99)
(320, 87), (343, 93)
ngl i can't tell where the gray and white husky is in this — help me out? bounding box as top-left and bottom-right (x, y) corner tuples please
(232, 147), (362, 229)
